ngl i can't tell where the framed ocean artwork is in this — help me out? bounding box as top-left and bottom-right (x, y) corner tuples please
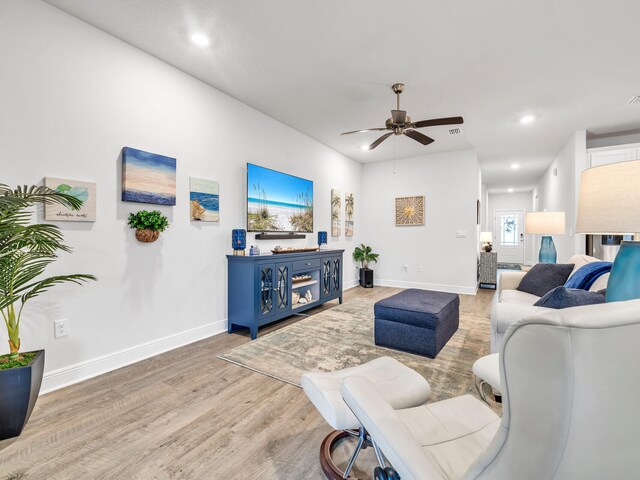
(190, 177), (220, 222)
(122, 147), (176, 206)
(44, 177), (96, 222)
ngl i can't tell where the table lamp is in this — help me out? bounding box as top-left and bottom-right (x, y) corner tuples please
(525, 211), (566, 263)
(576, 159), (640, 302)
(479, 232), (493, 252)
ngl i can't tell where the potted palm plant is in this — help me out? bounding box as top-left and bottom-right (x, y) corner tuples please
(353, 244), (379, 288)
(0, 184), (96, 440)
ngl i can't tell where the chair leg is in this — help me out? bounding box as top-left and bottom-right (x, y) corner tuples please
(371, 439), (386, 469)
(342, 427), (366, 478)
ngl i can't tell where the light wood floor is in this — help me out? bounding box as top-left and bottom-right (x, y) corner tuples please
(0, 286), (495, 480)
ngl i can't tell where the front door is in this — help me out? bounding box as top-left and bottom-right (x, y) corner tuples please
(494, 210), (525, 264)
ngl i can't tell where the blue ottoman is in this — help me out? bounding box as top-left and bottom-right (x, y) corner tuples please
(374, 289), (459, 358)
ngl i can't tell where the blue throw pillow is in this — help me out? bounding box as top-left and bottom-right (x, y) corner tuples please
(534, 286), (606, 309)
(517, 263), (575, 297)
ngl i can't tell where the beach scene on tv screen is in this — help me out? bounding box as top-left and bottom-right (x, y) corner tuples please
(247, 164), (313, 232)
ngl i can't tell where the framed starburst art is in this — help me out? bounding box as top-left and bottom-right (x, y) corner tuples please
(395, 195), (424, 226)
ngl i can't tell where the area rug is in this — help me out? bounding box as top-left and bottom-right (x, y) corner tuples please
(497, 263), (522, 271)
(218, 297), (491, 402)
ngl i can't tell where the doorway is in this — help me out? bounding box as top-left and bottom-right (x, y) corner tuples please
(494, 210), (525, 264)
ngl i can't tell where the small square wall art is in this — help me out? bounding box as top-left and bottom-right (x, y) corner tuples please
(345, 192), (354, 237)
(44, 177), (96, 222)
(331, 188), (341, 237)
(395, 195), (425, 226)
(122, 147), (176, 206)
(190, 177), (220, 222)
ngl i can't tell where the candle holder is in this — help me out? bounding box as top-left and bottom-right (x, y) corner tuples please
(232, 229), (246, 256)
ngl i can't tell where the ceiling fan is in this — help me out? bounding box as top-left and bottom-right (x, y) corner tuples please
(341, 83), (463, 150)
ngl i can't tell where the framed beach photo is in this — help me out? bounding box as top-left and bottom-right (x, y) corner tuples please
(44, 177), (96, 222)
(190, 177), (219, 222)
(122, 147), (176, 206)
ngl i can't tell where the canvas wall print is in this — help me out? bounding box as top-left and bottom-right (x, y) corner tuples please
(395, 195), (425, 226)
(247, 164), (313, 232)
(122, 147), (176, 206)
(190, 177), (220, 222)
(44, 177), (96, 222)
(331, 189), (341, 237)
(345, 192), (354, 237)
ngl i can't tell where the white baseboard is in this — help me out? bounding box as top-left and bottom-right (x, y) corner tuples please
(374, 278), (478, 296)
(40, 319), (227, 395)
(343, 278), (358, 290)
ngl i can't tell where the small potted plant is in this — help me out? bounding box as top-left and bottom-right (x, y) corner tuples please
(353, 244), (379, 288)
(0, 184), (96, 440)
(128, 210), (169, 242)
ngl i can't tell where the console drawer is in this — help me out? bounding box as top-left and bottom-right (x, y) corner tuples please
(293, 258), (321, 272)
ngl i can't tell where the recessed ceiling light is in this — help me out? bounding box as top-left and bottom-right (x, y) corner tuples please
(360, 145), (370, 151)
(190, 33), (210, 46)
(519, 115), (535, 124)
(511, 163), (520, 170)
(508, 188), (514, 193)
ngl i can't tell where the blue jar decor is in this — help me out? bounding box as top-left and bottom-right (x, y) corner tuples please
(606, 241), (640, 302)
(232, 229), (246, 256)
(318, 231), (328, 249)
(538, 235), (557, 263)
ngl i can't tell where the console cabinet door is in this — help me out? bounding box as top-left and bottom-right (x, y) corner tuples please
(258, 263), (276, 319)
(331, 256), (341, 295)
(321, 257), (332, 299)
(275, 262), (292, 314)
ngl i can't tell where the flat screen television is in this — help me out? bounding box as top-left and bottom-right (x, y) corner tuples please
(247, 163), (313, 233)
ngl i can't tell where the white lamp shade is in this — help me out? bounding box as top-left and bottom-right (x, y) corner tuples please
(525, 211), (566, 235)
(576, 160), (640, 234)
(479, 231), (493, 243)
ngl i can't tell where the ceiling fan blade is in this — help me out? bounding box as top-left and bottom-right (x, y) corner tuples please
(391, 110), (407, 124)
(404, 129), (435, 145)
(341, 127), (388, 135)
(368, 132), (393, 150)
(412, 116), (464, 129)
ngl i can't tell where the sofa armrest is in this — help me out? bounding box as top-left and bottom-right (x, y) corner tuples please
(498, 271), (527, 295)
(491, 302), (550, 352)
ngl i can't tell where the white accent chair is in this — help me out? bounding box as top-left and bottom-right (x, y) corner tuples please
(342, 300), (640, 479)
(301, 356), (431, 479)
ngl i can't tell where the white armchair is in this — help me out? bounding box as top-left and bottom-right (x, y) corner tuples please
(342, 300), (640, 479)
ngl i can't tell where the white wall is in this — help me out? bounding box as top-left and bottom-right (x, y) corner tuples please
(0, 0), (362, 391)
(533, 130), (587, 262)
(487, 191), (535, 264)
(361, 149), (481, 295)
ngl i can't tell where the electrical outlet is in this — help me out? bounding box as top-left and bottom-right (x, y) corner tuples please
(417, 266), (423, 272)
(54, 319), (69, 338)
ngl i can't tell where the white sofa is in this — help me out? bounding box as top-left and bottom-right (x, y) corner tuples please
(490, 254), (609, 352)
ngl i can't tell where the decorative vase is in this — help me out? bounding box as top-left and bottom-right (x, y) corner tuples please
(606, 241), (640, 302)
(318, 231), (328, 249)
(232, 229), (246, 256)
(135, 228), (160, 243)
(538, 235), (557, 263)
(0, 350), (45, 440)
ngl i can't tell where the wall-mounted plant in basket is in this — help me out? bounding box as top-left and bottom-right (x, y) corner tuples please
(128, 210), (169, 243)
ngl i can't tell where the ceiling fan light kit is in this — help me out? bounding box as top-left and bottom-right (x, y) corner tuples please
(341, 83), (463, 150)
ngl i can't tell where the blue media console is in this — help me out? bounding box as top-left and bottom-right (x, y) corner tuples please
(227, 249), (344, 339)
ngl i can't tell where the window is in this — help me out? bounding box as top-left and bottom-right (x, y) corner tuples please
(500, 214), (519, 246)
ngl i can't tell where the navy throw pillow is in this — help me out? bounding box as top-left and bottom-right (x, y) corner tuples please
(534, 286), (606, 309)
(516, 263), (574, 297)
